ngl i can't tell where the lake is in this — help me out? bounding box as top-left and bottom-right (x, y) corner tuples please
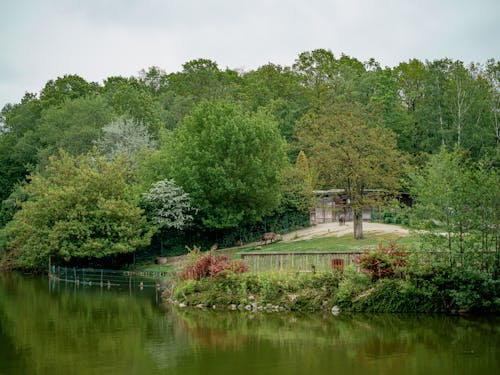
(0, 273), (498, 374)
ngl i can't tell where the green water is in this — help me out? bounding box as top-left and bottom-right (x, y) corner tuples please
(0, 273), (498, 375)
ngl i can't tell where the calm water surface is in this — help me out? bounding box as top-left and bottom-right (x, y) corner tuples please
(0, 273), (498, 375)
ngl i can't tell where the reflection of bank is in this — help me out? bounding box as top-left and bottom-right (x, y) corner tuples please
(310, 189), (411, 224)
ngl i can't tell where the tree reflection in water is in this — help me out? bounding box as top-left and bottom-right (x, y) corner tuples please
(0, 274), (498, 375)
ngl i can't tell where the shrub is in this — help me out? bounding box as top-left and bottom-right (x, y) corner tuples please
(356, 242), (408, 280)
(334, 265), (371, 308)
(180, 247), (248, 280)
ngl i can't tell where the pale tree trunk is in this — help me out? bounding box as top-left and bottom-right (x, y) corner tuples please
(353, 208), (363, 240)
(455, 81), (464, 147)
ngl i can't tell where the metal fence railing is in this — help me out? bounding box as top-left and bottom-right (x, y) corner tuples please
(49, 266), (170, 289)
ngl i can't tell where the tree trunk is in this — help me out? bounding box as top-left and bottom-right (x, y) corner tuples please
(353, 208), (363, 240)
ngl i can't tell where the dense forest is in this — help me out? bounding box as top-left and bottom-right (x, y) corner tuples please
(0, 49), (498, 269)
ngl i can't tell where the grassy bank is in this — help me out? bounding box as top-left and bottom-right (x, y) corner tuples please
(168, 265), (499, 314)
(165, 240), (499, 314)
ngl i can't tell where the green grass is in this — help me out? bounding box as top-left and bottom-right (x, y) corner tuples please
(134, 263), (175, 273)
(225, 232), (419, 255)
(136, 231), (421, 272)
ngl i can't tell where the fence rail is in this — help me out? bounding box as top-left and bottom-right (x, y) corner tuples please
(239, 250), (499, 273)
(49, 266), (169, 289)
(239, 251), (363, 273)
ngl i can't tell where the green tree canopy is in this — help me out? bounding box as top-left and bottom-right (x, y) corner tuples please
(39, 74), (100, 109)
(35, 96), (114, 165)
(297, 102), (405, 239)
(167, 100), (287, 229)
(410, 147), (499, 253)
(4, 150), (152, 269)
(280, 151), (314, 212)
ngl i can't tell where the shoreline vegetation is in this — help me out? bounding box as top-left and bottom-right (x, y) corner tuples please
(164, 264), (499, 315)
(160, 234), (499, 315)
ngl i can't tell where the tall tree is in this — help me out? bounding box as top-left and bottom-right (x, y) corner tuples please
(39, 74), (100, 109)
(297, 102), (404, 239)
(35, 96), (114, 165)
(167, 100), (287, 229)
(168, 58), (241, 102)
(4, 151), (152, 269)
(241, 63), (309, 145)
(138, 66), (169, 96)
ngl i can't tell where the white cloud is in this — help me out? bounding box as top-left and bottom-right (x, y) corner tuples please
(1, 0), (499, 108)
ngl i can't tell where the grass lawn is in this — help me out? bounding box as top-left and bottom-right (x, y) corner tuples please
(137, 231), (420, 272)
(225, 232), (419, 255)
(134, 263), (175, 273)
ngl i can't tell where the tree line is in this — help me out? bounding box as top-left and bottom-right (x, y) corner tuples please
(0, 49), (498, 269)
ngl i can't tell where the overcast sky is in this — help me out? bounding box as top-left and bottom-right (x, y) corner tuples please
(1, 0), (499, 109)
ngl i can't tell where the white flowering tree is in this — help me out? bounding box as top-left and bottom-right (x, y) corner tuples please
(142, 179), (195, 230)
(95, 117), (156, 160)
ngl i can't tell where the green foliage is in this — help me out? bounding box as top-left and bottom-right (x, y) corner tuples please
(410, 147), (499, 252)
(167, 100), (287, 229)
(39, 74), (100, 109)
(35, 96), (115, 165)
(173, 271), (341, 310)
(0, 94), (42, 200)
(334, 260), (499, 313)
(4, 151), (152, 269)
(102, 77), (163, 135)
(297, 101), (406, 239)
(334, 265), (372, 307)
(280, 151), (314, 212)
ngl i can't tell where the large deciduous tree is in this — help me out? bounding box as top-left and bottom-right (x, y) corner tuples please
(297, 102), (405, 239)
(39, 74), (100, 109)
(4, 151), (152, 269)
(167, 100), (287, 229)
(35, 96), (114, 165)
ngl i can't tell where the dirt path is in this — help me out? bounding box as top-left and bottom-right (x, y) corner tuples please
(281, 222), (408, 242)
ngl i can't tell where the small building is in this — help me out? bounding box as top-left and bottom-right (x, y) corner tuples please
(310, 189), (408, 224)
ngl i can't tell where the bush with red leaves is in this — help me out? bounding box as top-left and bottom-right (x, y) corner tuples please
(356, 242), (408, 281)
(181, 251), (249, 280)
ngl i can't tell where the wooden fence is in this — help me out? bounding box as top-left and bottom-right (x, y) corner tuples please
(239, 250), (498, 274)
(239, 251), (363, 273)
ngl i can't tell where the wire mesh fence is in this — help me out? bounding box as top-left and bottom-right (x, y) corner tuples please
(49, 266), (170, 289)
